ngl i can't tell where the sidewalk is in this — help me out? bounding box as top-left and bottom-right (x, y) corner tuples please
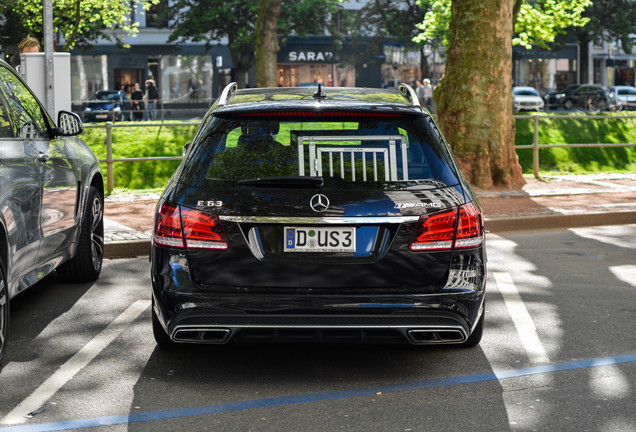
(103, 173), (636, 259)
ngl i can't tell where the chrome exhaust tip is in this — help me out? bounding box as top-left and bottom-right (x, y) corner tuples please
(172, 327), (231, 344)
(406, 327), (466, 344)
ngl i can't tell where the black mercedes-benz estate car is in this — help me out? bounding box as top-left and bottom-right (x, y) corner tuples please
(0, 60), (104, 369)
(151, 83), (486, 348)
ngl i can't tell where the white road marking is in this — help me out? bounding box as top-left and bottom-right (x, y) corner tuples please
(493, 272), (549, 364)
(609, 265), (636, 288)
(2, 300), (150, 425)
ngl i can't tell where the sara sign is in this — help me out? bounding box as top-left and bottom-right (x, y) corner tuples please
(287, 51), (334, 63)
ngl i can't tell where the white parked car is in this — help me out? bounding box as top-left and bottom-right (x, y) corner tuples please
(608, 86), (636, 111)
(512, 86), (544, 111)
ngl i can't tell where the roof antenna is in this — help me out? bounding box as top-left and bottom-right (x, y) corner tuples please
(313, 83), (326, 100)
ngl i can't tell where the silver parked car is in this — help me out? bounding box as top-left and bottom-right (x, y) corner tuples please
(608, 86), (636, 111)
(0, 59), (104, 370)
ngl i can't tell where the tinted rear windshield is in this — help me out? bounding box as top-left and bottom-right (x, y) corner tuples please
(179, 115), (460, 188)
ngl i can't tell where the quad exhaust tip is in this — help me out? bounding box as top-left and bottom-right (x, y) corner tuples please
(406, 328), (467, 344)
(172, 327), (231, 344)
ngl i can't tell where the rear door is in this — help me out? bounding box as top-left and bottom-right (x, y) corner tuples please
(170, 115), (467, 290)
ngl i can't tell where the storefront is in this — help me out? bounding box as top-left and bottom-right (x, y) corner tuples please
(513, 44), (579, 93)
(70, 44), (233, 103)
(277, 38), (355, 87)
(380, 44), (422, 88)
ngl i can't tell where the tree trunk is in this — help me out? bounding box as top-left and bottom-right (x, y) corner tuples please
(255, 0), (282, 88)
(229, 52), (251, 89)
(434, 0), (525, 189)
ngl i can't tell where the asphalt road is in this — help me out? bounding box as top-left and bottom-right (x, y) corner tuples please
(1, 225), (635, 432)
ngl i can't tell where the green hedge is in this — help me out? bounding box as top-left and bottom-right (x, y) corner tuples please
(82, 123), (198, 191)
(81, 115), (636, 192)
(515, 113), (636, 174)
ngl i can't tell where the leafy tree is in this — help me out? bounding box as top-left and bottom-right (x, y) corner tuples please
(0, 0), (157, 56)
(572, 0), (636, 83)
(357, 1), (431, 80)
(414, 0), (590, 50)
(432, 0), (522, 189)
(414, 0), (591, 189)
(255, 0), (282, 87)
(165, 0), (343, 88)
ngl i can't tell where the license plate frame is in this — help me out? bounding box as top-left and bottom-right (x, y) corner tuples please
(284, 226), (356, 253)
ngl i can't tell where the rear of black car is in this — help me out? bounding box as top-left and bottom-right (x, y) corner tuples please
(151, 87), (486, 347)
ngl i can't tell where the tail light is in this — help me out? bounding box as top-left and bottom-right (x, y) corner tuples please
(154, 202), (229, 250)
(409, 202), (483, 252)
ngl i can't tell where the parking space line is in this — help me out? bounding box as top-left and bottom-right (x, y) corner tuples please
(2, 300), (150, 426)
(0, 354), (634, 432)
(493, 272), (549, 364)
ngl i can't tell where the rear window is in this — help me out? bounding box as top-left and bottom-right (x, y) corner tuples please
(513, 88), (539, 96)
(179, 115), (460, 188)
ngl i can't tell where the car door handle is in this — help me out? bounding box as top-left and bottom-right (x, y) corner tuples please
(37, 153), (50, 163)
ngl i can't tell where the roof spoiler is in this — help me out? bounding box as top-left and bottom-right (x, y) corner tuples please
(399, 83), (422, 109)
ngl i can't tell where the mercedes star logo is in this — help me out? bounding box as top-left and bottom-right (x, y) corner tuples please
(310, 194), (330, 212)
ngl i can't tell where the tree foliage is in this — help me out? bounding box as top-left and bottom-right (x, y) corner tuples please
(414, 0), (591, 50)
(0, 0), (158, 54)
(355, 1), (431, 77)
(413, 0), (592, 189)
(165, 0), (342, 88)
(579, 0), (636, 55)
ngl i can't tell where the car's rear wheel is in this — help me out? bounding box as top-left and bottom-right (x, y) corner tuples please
(57, 186), (104, 282)
(460, 310), (484, 348)
(0, 258), (9, 369)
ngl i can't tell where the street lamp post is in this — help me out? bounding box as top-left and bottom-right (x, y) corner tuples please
(43, 0), (55, 116)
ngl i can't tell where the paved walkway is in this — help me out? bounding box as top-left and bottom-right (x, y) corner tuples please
(103, 173), (636, 258)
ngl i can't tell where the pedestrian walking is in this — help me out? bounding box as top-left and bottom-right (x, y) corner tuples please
(131, 83), (144, 121)
(422, 79), (433, 110)
(415, 80), (425, 101)
(145, 79), (158, 120)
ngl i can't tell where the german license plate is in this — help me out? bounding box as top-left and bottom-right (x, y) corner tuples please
(284, 227), (356, 253)
(96, 114), (108, 119)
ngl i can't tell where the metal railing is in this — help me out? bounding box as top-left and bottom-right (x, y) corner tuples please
(88, 113), (636, 193)
(84, 121), (199, 193)
(515, 113), (636, 179)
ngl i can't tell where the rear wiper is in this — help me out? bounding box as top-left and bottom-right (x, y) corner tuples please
(236, 176), (324, 188)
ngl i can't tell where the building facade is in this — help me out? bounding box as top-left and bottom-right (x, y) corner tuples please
(68, 0), (429, 105)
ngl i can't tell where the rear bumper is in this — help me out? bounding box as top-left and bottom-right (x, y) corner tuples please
(151, 236), (486, 345)
(155, 303), (484, 345)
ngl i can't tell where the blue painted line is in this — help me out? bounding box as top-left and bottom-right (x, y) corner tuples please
(2, 353), (635, 432)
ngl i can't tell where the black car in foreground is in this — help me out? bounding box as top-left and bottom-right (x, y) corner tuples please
(151, 83), (486, 348)
(83, 90), (132, 122)
(0, 60), (104, 369)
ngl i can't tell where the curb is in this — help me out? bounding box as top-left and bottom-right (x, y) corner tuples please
(105, 240), (151, 259)
(485, 210), (636, 233)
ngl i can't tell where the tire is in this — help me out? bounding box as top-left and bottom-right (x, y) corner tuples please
(0, 258), (9, 370)
(563, 99), (574, 110)
(460, 309), (484, 348)
(57, 186), (104, 282)
(589, 95), (607, 113)
(152, 300), (175, 348)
